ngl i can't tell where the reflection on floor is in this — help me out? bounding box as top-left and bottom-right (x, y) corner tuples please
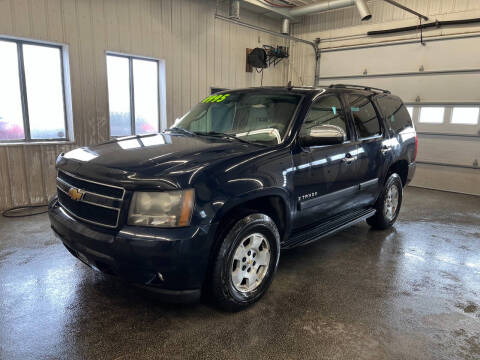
(0, 187), (479, 360)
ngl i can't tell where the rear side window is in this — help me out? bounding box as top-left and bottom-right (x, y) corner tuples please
(376, 96), (413, 133)
(347, 94), (381, 139)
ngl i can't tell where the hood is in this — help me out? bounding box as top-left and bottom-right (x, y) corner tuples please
(57, 132), (263, 189)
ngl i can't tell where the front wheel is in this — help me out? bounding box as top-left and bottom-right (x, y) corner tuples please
(367, 173), (403, 230)
(211, 213), (280, 311)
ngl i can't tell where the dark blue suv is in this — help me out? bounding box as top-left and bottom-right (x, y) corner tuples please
(49, 85), (417, 311)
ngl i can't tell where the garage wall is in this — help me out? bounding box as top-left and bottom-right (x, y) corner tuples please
(0, 0), (289, 211)
(289, 0), (480, 195)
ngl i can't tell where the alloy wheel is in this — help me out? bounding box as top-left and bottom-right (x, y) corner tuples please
(231, 233), (271, 293)
(384, 184), (399, 221)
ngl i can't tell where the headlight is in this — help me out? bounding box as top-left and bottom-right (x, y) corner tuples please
(127, 189), (194, 227)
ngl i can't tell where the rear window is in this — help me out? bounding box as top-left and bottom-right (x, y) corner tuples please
(376, 96), (413, 133)
(347, 94), (381, 139)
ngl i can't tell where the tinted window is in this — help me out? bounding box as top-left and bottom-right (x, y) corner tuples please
(300, 95), (349, 141)
(377, 96), (413, 133)
(348, 95), (381, 138)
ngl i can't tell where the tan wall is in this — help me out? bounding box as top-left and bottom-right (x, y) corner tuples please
(0, 0), (289, 210)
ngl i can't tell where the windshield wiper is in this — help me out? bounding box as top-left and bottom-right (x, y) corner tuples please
(169, 127), (197, 136)
(196, 131), (260, 146)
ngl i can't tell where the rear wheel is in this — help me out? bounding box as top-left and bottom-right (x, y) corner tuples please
(367, 173), (403, 230)
(211, 213), (280, 311)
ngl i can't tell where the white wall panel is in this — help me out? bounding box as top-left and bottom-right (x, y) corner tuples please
(315, 73), (480, 104)
(320, 37), (480, 78)
(412, 165), (479, 196)
(417, 136), (479, 168)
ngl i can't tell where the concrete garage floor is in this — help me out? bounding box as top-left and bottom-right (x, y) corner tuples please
(0, 187), (479, 360)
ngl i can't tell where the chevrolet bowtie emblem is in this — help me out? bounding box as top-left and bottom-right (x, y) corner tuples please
(68, 187), (85, 201)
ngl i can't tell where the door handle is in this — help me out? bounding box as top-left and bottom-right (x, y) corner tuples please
(381, 145), (392, 154)
(342, 154), (357, 164)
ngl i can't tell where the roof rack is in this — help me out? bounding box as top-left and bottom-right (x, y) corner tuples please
(329, 84), (391, 94)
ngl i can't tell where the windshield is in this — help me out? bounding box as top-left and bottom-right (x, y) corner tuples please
(171, 91), (302, 146)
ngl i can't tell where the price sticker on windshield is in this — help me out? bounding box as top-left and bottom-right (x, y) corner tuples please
(202, 94), (230, 103)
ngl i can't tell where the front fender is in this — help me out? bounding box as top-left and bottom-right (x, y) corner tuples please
(193, 146), (295, 240)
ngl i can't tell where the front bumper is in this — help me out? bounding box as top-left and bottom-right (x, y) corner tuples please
(49, 199), (213, 303)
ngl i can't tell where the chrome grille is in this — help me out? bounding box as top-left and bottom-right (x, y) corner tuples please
(56, 170), (125, 229)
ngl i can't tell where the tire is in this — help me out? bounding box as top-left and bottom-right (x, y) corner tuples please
(367, 173), (403, 230)
(211, 213), (281, 312)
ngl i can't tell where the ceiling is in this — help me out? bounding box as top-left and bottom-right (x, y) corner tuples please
(241, 0), (349, 22)
(275, 0), (318, 5)
(240, 0), (319, 20)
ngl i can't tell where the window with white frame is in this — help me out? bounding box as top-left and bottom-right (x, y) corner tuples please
(0, 38), (70, 142)
(419, 107), (445, 124)
(405, 104), (480, 128)
(106, 54), (162, 137)
(406, 106), (414, 119)
(451, 107), (479, 125)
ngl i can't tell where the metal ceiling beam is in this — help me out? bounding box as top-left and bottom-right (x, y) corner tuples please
(215, 14), (316, 48)
(242, 0), (298, 21)
(290, 0), (365, 18)
(243, 0), (372, 22)
(382, 0), (428, 21)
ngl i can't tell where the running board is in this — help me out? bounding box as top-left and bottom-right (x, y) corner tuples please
(282, 208), (376, 249)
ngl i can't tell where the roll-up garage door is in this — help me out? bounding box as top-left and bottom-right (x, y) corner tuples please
(317, 35), (480, 195)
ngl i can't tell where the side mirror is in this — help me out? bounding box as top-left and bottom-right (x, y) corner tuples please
(300, 124), (346, 147)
